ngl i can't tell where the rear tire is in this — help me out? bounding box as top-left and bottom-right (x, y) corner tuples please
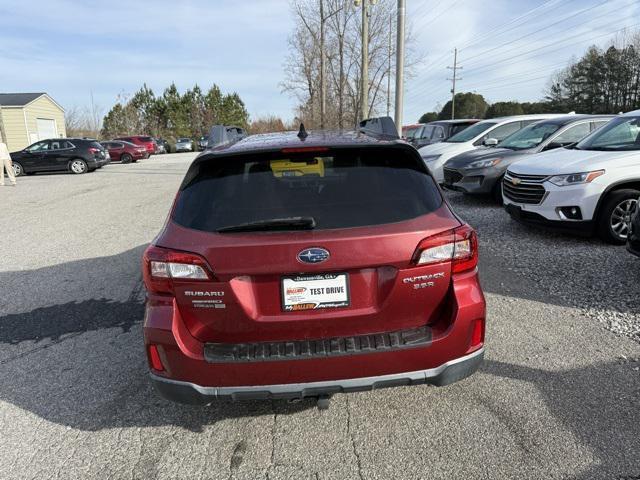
(597, 189), (640, 244)
(121, 153), (132, 164)
(12, 162), (24, 177)
(69, 159), (88, 174)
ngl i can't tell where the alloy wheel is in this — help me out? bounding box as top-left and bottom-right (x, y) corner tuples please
(12, 163), (22, 176)
(610, 198), (637, 240)
(71, 160), (87, 174)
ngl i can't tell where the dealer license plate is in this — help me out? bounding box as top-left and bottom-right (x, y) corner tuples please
(281, 273), (349, 311)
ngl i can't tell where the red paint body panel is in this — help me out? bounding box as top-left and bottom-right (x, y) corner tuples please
(115, 136), (156, 155)
(143, 269), (484, 387)
(142, 138), (486, 392)
(105, 142), (147, 162)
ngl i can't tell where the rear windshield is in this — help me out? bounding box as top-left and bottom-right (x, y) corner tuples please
(139, 136), (153, 142)
(172, 147), (442, 232)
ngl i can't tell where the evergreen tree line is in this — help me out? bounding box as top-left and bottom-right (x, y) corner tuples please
(101, 83), (249, 140)
(419, 34), (640, 123)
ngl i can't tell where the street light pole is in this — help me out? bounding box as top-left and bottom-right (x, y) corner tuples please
(394, 0), (405, 135)
(360, 0), (369, 121)
(387, 14), (392, 117)
(320, 0), (326, 129)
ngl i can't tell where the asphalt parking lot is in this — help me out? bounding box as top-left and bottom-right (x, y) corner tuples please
(1, 152), (638, 480)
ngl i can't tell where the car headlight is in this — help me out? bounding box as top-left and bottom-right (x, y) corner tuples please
(422, 155), (441, 163)
(548, 170), (605, 186)
(465, 158), (502, 169)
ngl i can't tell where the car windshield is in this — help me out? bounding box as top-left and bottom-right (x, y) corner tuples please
(445, 122), (496, 143)
(498, 122), (561, 150)
(178, 138), (191, 142)
(139, 136), (153, 142)
(172, 147), (442, 232)
(576, 116), (639, 151)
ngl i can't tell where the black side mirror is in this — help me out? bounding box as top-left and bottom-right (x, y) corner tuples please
(543, 142), (562, 151)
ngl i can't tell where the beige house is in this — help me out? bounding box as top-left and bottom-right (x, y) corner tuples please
(0, 93), (66, 152)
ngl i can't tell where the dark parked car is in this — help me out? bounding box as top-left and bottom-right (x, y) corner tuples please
(10, 138), (108, 175)
(100, 140), (148, 163)
(205, 125), (247, 150)
(197, 136), (208, 151)
(114, 136), (157, 156)
(409, 120), (480, 149)
(442, 115), (613, 201)
(627, 198), (640, 256)
(142, 118), (485, 408)
(155, 138), (170, 154)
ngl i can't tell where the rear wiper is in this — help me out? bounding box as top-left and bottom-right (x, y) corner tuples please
(217, 216), (316, 233)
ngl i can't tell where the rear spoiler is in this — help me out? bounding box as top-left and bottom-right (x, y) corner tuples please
(359, 116), (399, 140)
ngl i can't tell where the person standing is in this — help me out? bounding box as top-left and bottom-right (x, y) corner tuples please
(0, 135), (17, 186)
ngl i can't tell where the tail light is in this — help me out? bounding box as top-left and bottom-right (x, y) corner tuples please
(148, 344), (165, 371)
(142, 245), (213, 294)
(468, 318), (485, 353)
(88, 147), (100, 154)
(413, 224), (478, 273)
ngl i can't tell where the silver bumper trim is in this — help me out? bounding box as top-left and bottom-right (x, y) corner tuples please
(150, 348), (484, 403)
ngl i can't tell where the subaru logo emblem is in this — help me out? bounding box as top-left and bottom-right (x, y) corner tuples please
(297, 248), (330, 264)
(512, 177), (521, 185)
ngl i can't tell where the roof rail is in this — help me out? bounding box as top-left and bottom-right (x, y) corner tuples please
(359, 116), (399, 140)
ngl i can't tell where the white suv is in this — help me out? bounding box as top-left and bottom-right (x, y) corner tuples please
(418, 114), (566, 183)
(503, 112), (640, 244)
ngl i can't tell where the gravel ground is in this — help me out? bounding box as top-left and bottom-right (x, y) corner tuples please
(447, 191), (640, 344)
(0, 154), (638, 480)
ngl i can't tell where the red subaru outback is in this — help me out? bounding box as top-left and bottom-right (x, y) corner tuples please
(142, 122), (485, 406)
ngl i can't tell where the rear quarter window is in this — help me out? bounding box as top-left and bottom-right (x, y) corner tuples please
(172, 147), (442, 232)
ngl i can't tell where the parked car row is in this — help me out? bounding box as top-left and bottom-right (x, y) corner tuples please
(413, 112), (640, 252)
(403, 119), (479, 149)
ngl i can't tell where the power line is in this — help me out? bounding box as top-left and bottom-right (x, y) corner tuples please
(458, 0), (570, 53)
(409, 13), (640, 102)
(463, 20), (640, 77)
(462, 0), (637, 69)
(411, 0), (570, 97)
(406, 1), (582, 101)
(459, 0), (612, 65)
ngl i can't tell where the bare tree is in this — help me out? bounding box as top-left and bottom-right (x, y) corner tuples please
(282, 0), (420, 129)
(64, 92), (104, 139)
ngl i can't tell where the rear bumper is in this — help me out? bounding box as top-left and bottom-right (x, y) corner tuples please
(150, 347), (484, 404)
(144, 267), (486, 403)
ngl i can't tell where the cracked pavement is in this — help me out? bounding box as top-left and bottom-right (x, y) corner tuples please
(0, 153), (638, 479)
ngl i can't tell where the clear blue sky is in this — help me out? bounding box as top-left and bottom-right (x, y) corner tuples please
(1, 0), (639, 123)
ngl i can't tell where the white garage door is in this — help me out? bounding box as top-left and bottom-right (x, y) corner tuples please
(36, 118), (57, 141)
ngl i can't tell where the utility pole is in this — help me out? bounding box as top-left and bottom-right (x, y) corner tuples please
(360, 0), (369, 121)
(394, 0), (405, 135)
(387, 14), (392, 117)
(447, 48), (462, 119)
(319, 0), (326, 129)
